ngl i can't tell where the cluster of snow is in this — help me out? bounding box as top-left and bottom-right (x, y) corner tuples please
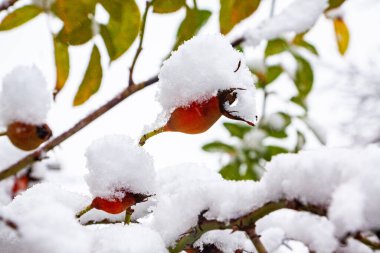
(0, 66), (52, 126)
(85, 135), (156, 199)
(147, 146), (380, 250)
(194, 229), (255, 253)
(246, 0), (328, 46)
(257, 209), (338, 253)
(0, 183), (167, 253)
(92, 224), (168, 253)
(156, 34), (257, 125)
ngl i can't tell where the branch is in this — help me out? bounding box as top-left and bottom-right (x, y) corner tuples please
(0, 0), (18, 11)
(129, 0), (154, 86)
(170, 199), (327, 253)
(0, 76), (158, 181)
(0, 37), (245, 181)
(0, 131), (7, 137)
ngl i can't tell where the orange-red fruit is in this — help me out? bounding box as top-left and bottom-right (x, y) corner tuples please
(91, 192), (136, 214)
(7, 122), (52, 151)
(11, 175), (29, 198)
(165, 96), (222, 134)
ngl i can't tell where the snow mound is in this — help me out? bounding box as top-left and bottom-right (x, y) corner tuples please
(85, 135), (156, 199)
(0, 66), (52, 126)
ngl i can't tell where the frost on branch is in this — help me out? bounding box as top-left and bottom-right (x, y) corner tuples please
(246, 0), (328, 46)
(155, 34), (257, 126)
(0, 66), (52, 126)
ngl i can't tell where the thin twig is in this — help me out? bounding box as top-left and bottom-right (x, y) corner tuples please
(0, 0), (18, 11)
(129, 0), (154, 86)
(0, 76), (158, 181)
(169, 199), (327, 253)
(0, 131), (7, 137)
(0, 38), (245, 181)
(246, 226), (267, 253)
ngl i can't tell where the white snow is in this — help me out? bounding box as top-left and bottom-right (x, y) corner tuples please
(256, 209), (338, 253)
(85, 135), (156, 199)
(0, 66), (52, 126)
(194, 229), (255, 253)
(157, 34), (256, 121)
(0, 183), (92, 253)
(246, 0), (328, 46)
(91, 224), (168, 253)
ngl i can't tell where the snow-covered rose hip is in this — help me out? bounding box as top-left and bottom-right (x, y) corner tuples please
(77, 135), (155, 223)
(140, 34), (257, 145)
(0, 66), (53, 150)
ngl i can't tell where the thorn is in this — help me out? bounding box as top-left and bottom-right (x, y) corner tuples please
(234, 60), (241, 72)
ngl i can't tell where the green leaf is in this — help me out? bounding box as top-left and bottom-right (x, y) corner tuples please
(265, 38), (288, 58)
(52, 0), (95, 34)
(266, 65), (283, 83)
(202, 141), (236, 154)
(263, 146), (288, 161)
(219, 0), (260, 34)
(298, 40), (319, 55)
(57, 19), (93, 45)
(0, 5), (43, 31)
(326, 0), (345, 11)
(295, 131), (306, 152)
(333, 17), (349, 55)
(153, 0), (185, 13)
(293, 54), (313, 99)
(291, 95), (307, 110)
(174, 7), (211, 50)
(220, 160), (241, 180)
(223, 122), (251, 139)
(73, 45), (102, 106)
(101, 0), (141, 61)
(53, 37), (70, 95)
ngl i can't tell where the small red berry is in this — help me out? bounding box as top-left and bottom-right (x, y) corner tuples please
(91, 192), (136, 214)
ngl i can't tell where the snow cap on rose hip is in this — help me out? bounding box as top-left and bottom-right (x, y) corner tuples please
(156, 34), (258, 125)
(85, 135), (156, 200)
(0, 65), (52, 126)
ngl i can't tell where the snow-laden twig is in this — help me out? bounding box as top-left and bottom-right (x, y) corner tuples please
(0, 0), (18, 11)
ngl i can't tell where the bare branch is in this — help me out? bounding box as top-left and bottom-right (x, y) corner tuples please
(129, 0), (154, 86)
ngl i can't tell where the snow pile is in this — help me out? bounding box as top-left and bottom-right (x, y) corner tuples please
(0, 66), (52, 126)
(263, 146), (380, 236)
(194, 230), (255, 253)
(246, 0), (327, 46)
(0, 183), (92, 253)
(149, 163), (268, 245)
(257, 209), (338, 253)
(157, 34), (257, 124)
(92, 224), (168, 253)
(85, 135), (156, 199)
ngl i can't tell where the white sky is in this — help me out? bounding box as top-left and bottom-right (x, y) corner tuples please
(0, 0), (379, 193)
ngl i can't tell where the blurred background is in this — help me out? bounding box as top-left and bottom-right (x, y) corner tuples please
(0, 0), (379, 194)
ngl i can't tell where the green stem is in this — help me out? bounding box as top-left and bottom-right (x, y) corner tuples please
(139, 126), (166, 146)
(124, 208), (133, 225)
(76, 205), (93, 219)
(193, 0), (198, 9)
(129, 0), (154, 86)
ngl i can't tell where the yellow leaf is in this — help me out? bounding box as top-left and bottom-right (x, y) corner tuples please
(333, 17), (350, 55)
(73, 45), (102, 106)
(53, 37), (70, 96)
(0, 5), (42, 31)
(220, 0), (260, 35)
(153, 0), (185, 13)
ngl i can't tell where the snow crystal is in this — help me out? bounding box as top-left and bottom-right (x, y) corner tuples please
(256, 209), (338, 253)
(246, 0), (327, 46)
(92, 224), (168, 253)
(194, 229), (255, 253)
(157, 34), (256, 117)
(0, 66), (52, 126)
(85, 135), (156, 199)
